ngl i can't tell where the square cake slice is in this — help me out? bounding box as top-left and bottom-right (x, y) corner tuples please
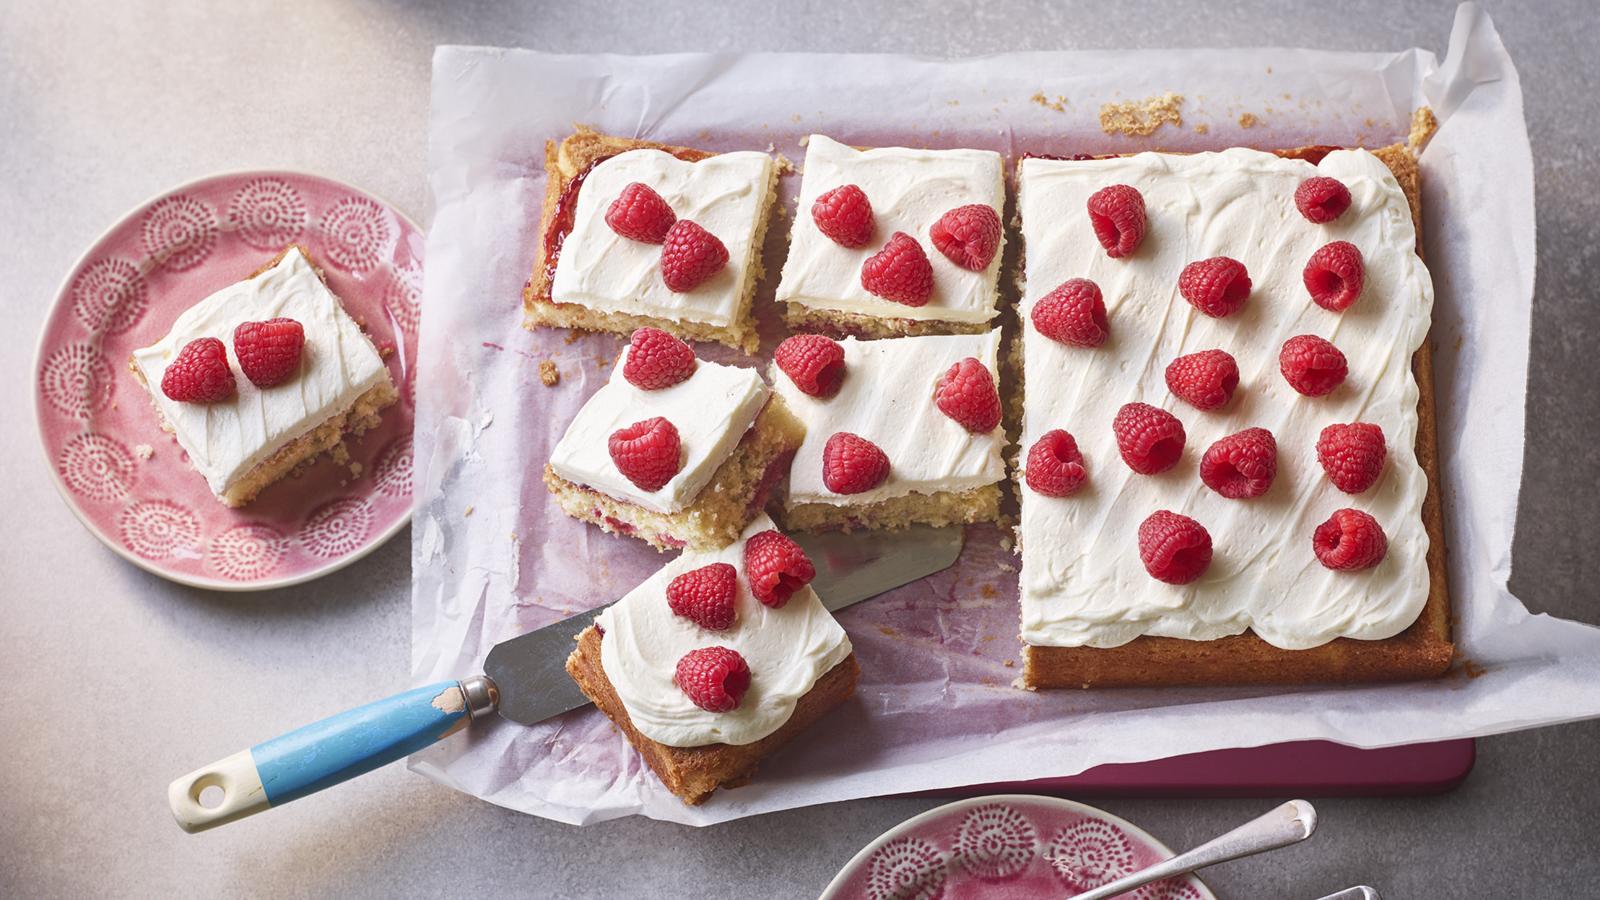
(128, 245), (398, 507)
(772, 330), (1006, 532)
(523, 128), (778, 353)
(776, 135), (1005, 338)
(543, 333), (805, 551)
(565, 513), (858, 805)
(1015, 142), (1452, 688)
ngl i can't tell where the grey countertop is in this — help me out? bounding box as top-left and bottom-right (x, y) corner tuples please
(2, 1), (1597, 897)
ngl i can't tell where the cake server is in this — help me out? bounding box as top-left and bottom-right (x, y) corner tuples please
(167, 525), (964, 833)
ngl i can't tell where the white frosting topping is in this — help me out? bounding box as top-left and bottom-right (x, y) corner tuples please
(775, 331), (1007, 507)
(130, 247), (390, 497)
(550, 148), (774, 328)
(594, 514), (853, 747)
(548, 349), (768, 514)
(776, 135), (1004, 324)
(1017, 148), (1434, 651)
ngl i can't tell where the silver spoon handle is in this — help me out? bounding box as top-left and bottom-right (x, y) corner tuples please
(1070, 799), (1318, 900)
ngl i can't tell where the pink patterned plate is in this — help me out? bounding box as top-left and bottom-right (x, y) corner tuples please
(821, 794), (1214, 900)
(33, 171), (422, 590)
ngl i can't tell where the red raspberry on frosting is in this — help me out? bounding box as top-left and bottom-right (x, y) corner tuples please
(1280, 334), (1348, 397)
(1024, 429), (1087, 497)
(812, 184), (874, 248)
(1165, 349), (1239, 411)
(743, 529), (815, 608)
(622, 327), (696, 390)
(161, 337), (236, 403)
(608, 416), (682, 491)
(666, 562), (739, 631)
(674, 646), (751, 712)
(1316, 422), (1387, 494)
(860, 232), (934, 306)
(934, 357), (1001, 433)
(1031, 278), (1108, 347)
(774, 334), (846, 398)
(233, 318), (304, 389)
(1179, 256), (1252, 318)
(1086, 184), (1146, 258)
(1113, 402), (1186, 475)
(1294, 176), (1353, 224)
(659, 220), (728, 292)
(822, 431), (890, 494)
(1138, 510), (1213, 584)
(1199, 427), (1278, 499)
(929, 204), (1001, 271)
(605, 182), (676, 243)
(1303, 241), (1365, 311)
(1313, 508), (1388, 570)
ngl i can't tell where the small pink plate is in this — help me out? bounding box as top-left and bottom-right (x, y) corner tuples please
(33, 171), (422, 591)
(821, 794), (1214, 899)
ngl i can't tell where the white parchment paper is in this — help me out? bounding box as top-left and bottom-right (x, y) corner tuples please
(410, 4), (1600, 825)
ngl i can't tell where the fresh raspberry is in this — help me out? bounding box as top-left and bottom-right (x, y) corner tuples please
(659, 219), (728, 292)
(822, 431), (891, 494)
(674, 646), (750, 712)
(774, 334), (846, 398)
(1165, 349), (1239, 411)
(1086, 184), (1146, 258)
(231, 318), (304, 389)
(666, 562), (739, 631)
(1303, 241), (1365, 311)
(622, 327), (696, 390)
(161, 337), (236, 403)
(812, 184), (874, 248)
(1316, 422), (1387, 494)
(860, 232), (934, 306)
(1137, 510), (1213, 584)
(1113, 402), (1186, 475)
(1024, 429), (1087, 497)
(1313, 508), (1388, 570)
(1031, 278), (1108, 347)
(1178, 256), (1252, 318)
(934, 357), (1001, 433)
(1279, 334), (1348, 397)
(743, 529), (815, 608)
(1200, 428), (1278, 499)
(1294, 176), (1352, 224)
(608, 417), (682, 491)
(605, 182), (676, 243)
(929, 204), (1001, 271)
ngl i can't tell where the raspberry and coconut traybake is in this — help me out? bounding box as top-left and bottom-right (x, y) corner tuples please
(1014, 127), (1453, 688)
(523, 128), (778, 353)
(128, 245), (398, 507)
(565, 514), (857, 805)
(543, 328), (805, 551)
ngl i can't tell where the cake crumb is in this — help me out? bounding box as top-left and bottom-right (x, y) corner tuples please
(1194, 123), (1209, 135)
(1099, 92), (1183, 136)
(563, 330), (582, 345)
(798, 135), (811, 148)
(1003, 659), (1015, 668)
(946, 99), (960, 107)
(1408, 107), (1439, 153)
(980, 584), (997, 599)
(1030, 91), (1067, 113)
(464, 505), (475, 518)
(1238, 112), (1260, 129)
(791, 113), (802, 123)
(775, 153), (796, 175)
(595, 355), (611, 369)
(539, 360), (560, 386)
(134, 444), (154, 460)
(878, 626), (898, 638)
(349, 461), (364, 478)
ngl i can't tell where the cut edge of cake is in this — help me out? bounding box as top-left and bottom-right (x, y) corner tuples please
(781, 483), (1003, 534)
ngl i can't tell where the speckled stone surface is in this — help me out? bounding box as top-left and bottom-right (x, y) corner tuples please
(1, 2), (1596, 897)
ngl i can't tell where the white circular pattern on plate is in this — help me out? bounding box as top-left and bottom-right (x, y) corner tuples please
(299, 497), (373, 558)
(372, 436), (413, 498)
(57, 432), (136, 502)
(319, 195), (393, 274)
(39, 342), (115, 419)
(226, 177), (308, 251)
(207, 523), (289, 581)
(950, 802), (1036, 881)
(140, 194), (217, 271)
(1048, 818), (1137, 891)
(1137, 879), (1206, 900)
(866, 836), (946, 900)
(383, 260), (422, 335)
(118, 500), (201, 560)
(70, 258), (147, 335)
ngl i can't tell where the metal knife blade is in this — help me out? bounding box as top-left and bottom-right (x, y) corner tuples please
(484, 525), (965, 726)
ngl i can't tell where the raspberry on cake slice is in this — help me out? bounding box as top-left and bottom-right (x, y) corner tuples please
(770, 330), (1006, 532)
(775, 135), (1005, 338)
(564, 514), (858, 806)
(543, 330), (805, 551)
(127, 245), (398, 507)
(523, 128), (779, 353)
